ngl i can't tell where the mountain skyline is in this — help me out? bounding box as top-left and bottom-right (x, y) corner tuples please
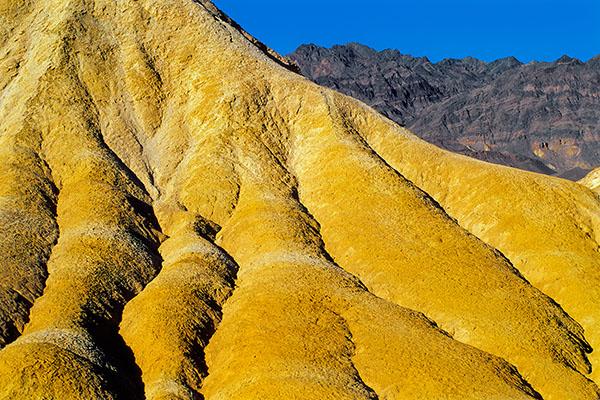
(294, 41), (600, 65)
(213, 0), (600, 63)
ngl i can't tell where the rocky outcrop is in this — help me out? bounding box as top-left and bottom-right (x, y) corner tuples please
(289, 43), (600, 177)
(1, 1), (600, 399)
(580, 167), (600, 193)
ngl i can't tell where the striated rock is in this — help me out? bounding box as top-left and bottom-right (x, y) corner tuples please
(580, 168), (600, 193)
(288, 43), (600, 177)
(0, 1), (599, 399)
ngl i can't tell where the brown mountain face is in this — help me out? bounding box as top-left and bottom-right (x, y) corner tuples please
(288, 43), (600, 178)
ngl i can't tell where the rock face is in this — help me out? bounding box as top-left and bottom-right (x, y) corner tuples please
(288, 43), (600, 177)
(0, 1), (600, 399)
(580, 168), (600, 193)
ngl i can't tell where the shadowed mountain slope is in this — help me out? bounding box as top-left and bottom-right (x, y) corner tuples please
(288, 43), (600, 178)
(0, 1), (599, 399)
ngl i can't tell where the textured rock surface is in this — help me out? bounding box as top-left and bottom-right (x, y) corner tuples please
(288, 43), (600, 177)
(581, 168), (600, 193)
(0, 1), (599, 399)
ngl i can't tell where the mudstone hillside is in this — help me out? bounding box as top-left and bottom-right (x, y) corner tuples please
(0, 1), (600, 399)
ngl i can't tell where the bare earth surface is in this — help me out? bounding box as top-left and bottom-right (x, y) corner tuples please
(0, 1), (599, 399)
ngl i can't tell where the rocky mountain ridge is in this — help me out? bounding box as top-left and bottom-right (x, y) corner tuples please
(288, 43), (600, 178)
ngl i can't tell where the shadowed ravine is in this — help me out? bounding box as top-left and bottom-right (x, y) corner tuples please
(0, 0), (599, 399)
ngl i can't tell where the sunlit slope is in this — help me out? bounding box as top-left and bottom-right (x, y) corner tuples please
(288, 90), (598, 398)
(0, 0), (598, 399)
(580, 168), (600, 193)
(339, 94), (600, 384)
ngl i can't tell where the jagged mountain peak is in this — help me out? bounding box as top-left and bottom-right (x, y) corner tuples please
(556, 54), (584, 65)
(491, 55), (522, 66)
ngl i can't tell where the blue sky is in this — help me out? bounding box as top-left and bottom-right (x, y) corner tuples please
(212, 0), (600, 63)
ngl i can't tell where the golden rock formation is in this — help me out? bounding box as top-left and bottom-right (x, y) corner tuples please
(0, 0), (599, 399)
(580, 168), (600, 194)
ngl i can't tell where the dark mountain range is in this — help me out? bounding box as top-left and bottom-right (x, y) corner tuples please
(288, 43), (600, 178)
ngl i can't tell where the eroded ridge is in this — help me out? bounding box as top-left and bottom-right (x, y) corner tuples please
(199, 137), (540, 399)
(0, 0), (61, 349)
(120, 209), (238, 399)
(0, 5), (163, 395)
(0, 131), (58, 348)
(0, 0), (599, 398)
(336, 91), (600, 384)
(287, 89), (599, 399)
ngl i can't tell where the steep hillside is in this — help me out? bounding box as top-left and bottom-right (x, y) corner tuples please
(289, 43), (600, 177)
(0, 1), (599, 399)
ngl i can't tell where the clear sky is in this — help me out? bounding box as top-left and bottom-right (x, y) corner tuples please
(212, 0), (600, 63)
